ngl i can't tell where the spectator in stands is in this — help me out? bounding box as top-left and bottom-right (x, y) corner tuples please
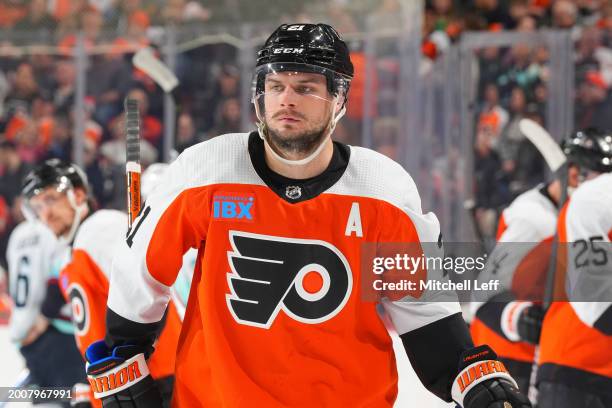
(105, 0), (145, 34)
(53, 58), (75, 116)
(552, 0), (578, 29)
(13, 0), (57, 37)
(5, 63), (39, 113)
(208, 97), (241, 138)
(473, 124), (509, 241)
(497, 86), (527, 177)
(469, 0), (514, 29)
(478, 83), (509, 140)
(175, 112), (199, 153)
(0, 140), (31, 207)
(575, 70), (612, 130)
(44, 114), (71, 161)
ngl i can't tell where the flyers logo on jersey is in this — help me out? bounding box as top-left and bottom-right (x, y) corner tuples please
(213, 193), (255, 221)
(67, 283), (90, 336)
(226, 231), (353, 329)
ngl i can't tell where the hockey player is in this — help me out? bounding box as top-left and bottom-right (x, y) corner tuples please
(21, 159), (182, 407)
(6, 218), (85, 407)
(537, 129), (612, 408)
(86, 24), (530, 407)
(470, 131), (598, 393)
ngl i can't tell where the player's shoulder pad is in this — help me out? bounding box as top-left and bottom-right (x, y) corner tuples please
(565, 172), (612, 236)
(179, 132), (264, 189)
(501, 188), (557, 239)
(74, 209), (128, 252)
(328, 145), (422, 213)
(8, 220), (56, 252)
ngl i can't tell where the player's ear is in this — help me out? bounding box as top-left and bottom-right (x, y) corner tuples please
(74, 188), (88, 205)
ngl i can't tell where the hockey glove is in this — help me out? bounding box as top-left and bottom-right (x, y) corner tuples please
(452, 345), (531, 408)
(501, 301), (544, 345)
(85, 340), (163, 408)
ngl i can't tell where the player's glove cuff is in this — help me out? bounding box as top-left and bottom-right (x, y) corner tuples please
(500, 301), (533, 342)
(85, 340), (150, 399)
(451, 345), (518, 407)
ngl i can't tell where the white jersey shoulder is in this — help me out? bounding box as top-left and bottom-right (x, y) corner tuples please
(6, 221), (58, 343)
(74, 209), (128, 280)
(179, 133), (264, 189)
(329, 146), (422, 213)
(500, 186), (557, 242)
(564, 173), (612, 328)
(565, 172), (612, 242)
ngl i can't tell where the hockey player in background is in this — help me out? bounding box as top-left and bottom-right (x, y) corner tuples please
(6, 217), (85, 407)
(470, 130), (604, 393)
(86, 24), (530, 407)
(537, 129), (612, 408)
(21, 159), (182, 407)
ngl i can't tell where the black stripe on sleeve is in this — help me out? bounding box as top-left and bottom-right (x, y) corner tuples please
(399, 312), (474, 402)
(105, 307), (167, 357)
(474, 291), (515, 340)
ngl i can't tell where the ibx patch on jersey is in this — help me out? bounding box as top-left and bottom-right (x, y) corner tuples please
(213, 193), (256, 222)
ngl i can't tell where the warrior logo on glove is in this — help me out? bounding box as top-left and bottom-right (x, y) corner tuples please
(227, 231), (352, 328)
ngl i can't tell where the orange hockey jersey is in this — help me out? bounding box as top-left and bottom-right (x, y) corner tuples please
(60, 210), (181, 405)
(538, 172), (612, 393)
(106, 132), (464, 407)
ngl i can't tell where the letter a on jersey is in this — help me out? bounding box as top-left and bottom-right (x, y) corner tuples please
(226, 231), (353, 329)
(345, 202), (363, 237)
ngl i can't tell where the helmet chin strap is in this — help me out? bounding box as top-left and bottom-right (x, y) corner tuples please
(255, 97), (346, 167)
(60, 189), (87, 245)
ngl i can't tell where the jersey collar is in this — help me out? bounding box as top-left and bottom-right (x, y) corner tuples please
(247, 131), (350, 203)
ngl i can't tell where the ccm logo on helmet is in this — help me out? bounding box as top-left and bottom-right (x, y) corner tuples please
(226, 231), (352, 329)
(273, 48), (304, 54)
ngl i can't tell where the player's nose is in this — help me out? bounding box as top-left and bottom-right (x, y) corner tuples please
(278, 87), (298, 107)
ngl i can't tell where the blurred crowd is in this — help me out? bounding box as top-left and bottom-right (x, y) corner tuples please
(1, 0), (612, 265)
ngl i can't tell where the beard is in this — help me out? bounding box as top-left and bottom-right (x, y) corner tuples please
(266, 125), (327, 156)
(265, 111), (332, 157)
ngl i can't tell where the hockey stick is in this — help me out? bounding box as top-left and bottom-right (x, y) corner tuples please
(125, 98), (142, 229)
(133, 47), (178, 94)
(519, 118), (569, 405)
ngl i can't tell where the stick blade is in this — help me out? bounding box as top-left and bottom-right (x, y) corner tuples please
(133, 47), (178, 93)
(519, 118), (567, 172)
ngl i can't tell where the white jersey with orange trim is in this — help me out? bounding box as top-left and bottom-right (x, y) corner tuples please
(59, 209), (181, 381)
(470, 186), (557, 382)
(538, 172), (612, 393)
(106, 132), (465, 407)
(472, 185), (557, 307)
(6, 221), (62, 344)
(563, 172), (612, 324)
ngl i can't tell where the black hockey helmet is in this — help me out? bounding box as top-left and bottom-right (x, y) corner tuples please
(22, 158), (89, 199)
(561, 128), (612, 173)
(253, 23), (354, 99)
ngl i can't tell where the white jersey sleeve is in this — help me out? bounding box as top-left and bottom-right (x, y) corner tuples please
(563, 173), (612, 330)
(471, 187), (557, 310)
(6, 221), (58, 344)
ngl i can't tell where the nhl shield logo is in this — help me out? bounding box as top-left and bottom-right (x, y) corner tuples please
(285, 186), (302, 200)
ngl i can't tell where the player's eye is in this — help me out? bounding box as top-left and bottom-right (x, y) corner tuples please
(267, 84), (284, 92)
(296, 86), (313, 94)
